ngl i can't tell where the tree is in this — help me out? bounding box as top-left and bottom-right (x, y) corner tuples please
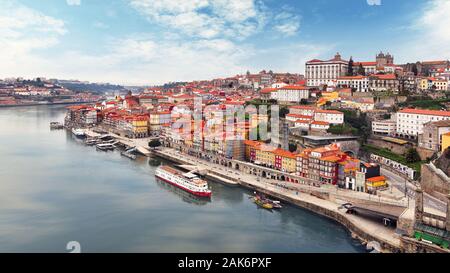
(347, 57), (354, 76)
(148, 139), (162, 149)
(288, 143), (297, 153)
(357, 64), (365, 76)
(279, 107), (289, 118)
(405, 148), (421, 163)
(412, 63), (418, 76)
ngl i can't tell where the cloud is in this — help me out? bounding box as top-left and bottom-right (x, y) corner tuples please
(398, 0), (450, 62)
(0, 1), (66, 65)
(273, 11), (301, 36)
(0, 0), (315, 85)
(128, 0), (296, 40)
(66, 0), (81, 6)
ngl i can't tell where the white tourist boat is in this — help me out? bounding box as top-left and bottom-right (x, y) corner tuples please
(155, 166), (212, 197)
(71, 128), (86, 138)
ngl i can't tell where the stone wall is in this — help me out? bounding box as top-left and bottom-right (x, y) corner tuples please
(421, 163), (450, 202)
(416, 146), (436, 161)
(367, 138), (410, 155)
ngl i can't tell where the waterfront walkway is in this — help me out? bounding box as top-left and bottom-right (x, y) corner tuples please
(153, 147), (404, 251)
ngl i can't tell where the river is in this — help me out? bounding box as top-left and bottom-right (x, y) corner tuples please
(0, 105), (364, 252)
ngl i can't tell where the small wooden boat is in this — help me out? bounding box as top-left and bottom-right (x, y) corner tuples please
(254, 198), (273, 209)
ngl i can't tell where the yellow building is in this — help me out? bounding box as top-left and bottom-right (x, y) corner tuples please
(365, 176), (388, 193)
(127, 116), (148, 138)
(281, 154), (297, 173)
(418, 78), (428, 90)
(441, 132), (450, 152)
(255, 145), (276, 168)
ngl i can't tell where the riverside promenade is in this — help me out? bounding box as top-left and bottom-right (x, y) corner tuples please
(152, 147), (405, 252)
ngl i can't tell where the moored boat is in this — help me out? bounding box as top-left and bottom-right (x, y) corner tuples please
(50, 122), (64, 130)
(254, 198), (273, 209)
(71, 128), (86, 138)
(155, 166), (212, 197)
(253, 192), (282, 209)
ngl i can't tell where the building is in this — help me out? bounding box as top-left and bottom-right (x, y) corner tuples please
(368, 74), (399, 92)
(289, 105), (316, 116)
(360, 163), (387, 194)
(296, 144), (357, 185)
(353, 62), (377, 75)
(244, 140), (261, 162)
(305, 53), (349, 87)
(396, 109), (450, 139)
(149, 111), (171, 136)
(273, 149), (297, 173)
(418, 120), (450, 152)
(372, 118), (397, 136)
(273, 85), (309, 103)
(255, 144), (276, 168)
(442, 133), (450, 152)
(314, 109), (344, 125)
(336, 75), (369, 92)
(287, 106), (344, 125)
(366, 176), (388, 194)
(376, 52), (394, 67)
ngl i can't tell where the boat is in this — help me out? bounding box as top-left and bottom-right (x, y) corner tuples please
(253, 198), (273, 210)
(96, 143), (115, 151)
(71, 128), (86, 138)
(50, 122), (64, 130)
(121, 151), (137, 160)
(85, 138), (100, 146)
(155, 166), (212, 197)
(253, 192), (282, 209)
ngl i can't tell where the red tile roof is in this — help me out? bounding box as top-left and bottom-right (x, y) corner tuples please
(398, 108), (450, 117)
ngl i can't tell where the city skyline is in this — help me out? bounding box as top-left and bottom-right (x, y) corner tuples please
(1, 0), (449, 85)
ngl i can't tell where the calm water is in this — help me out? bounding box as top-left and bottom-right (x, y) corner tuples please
(0, 105), (364, 252)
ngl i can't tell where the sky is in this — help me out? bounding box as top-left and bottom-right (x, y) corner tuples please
(0, 0), (449, 85)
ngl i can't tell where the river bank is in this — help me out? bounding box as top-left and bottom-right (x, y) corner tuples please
(0, 100), (100, 108)
(151, 147), (404, 253)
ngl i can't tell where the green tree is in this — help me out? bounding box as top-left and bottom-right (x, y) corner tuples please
(148, 139), (162, 149)
(288, 143), (297, 153)
(405, 148), (421, 163)
(412, 63), (418, 76)
(357, 64), (365, 76)
(279, 107), (289, 118)
(347, 57), (354, 76)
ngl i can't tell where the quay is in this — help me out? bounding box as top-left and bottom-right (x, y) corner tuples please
(151, 147), (449, 253)
(83, 128), (153, 156)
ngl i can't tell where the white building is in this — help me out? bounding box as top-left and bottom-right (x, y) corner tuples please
(305, 53), (349, 87)
(336, 75), (369, 92)
(288, 105), (316, 116)
(314, 109), (344, 125)
(396, 108), (450, 138)
(288, 106), (343, 125)
(353, 62), (377, 75)
(271, 82), (288, 89)
(372, 119), (397, 136)
(274, 85), (309, 103)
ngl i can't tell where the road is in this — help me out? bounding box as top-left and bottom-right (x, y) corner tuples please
(381, 167), (446, 212)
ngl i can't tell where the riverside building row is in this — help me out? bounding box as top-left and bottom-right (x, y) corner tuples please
(244, 141), (387, 193)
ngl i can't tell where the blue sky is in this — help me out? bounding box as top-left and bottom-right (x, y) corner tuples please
(0, 0), (449, 85)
